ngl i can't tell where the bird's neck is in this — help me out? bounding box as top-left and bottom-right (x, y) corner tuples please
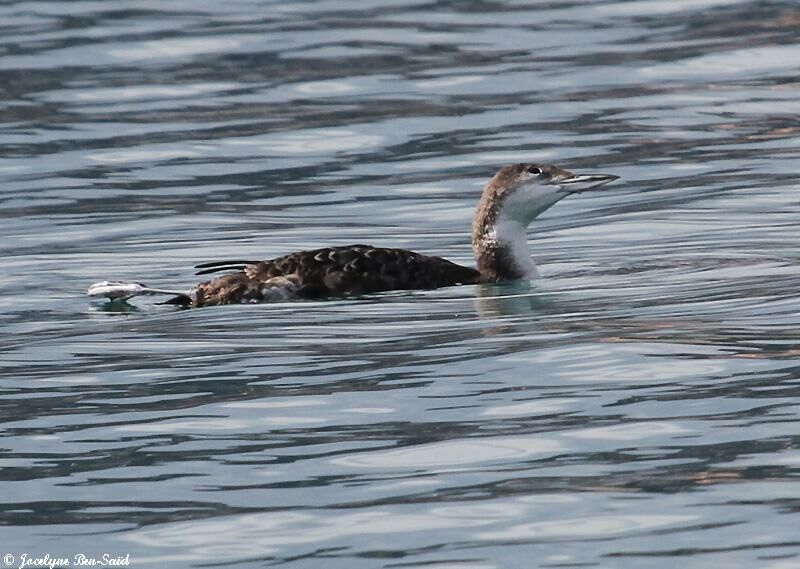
(472, 215), (539, 281)
(471, 188), (566, 282)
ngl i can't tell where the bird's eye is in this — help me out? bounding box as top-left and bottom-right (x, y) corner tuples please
(528, 166), (542, 175)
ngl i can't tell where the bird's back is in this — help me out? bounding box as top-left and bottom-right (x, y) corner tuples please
(186, 244), (481, 307)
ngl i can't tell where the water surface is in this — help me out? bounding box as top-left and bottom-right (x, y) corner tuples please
(2, 1), (800, 567)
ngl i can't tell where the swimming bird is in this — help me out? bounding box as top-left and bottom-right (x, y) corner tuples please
(87, 163), (618, 307)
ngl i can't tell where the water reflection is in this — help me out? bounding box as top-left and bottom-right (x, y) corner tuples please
(332, 436), (563, 469)
(3, 0), (800, 567)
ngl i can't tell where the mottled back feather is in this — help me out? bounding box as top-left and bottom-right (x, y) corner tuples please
(189, 244), (481, 307)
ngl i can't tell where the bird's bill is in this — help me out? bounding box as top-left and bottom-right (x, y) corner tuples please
(559, 173), (619, 193)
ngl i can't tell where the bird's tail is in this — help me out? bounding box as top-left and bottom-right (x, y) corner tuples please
(87, 281), (193, 306)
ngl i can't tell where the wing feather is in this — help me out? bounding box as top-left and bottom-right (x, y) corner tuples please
(191, 244), (480, 306)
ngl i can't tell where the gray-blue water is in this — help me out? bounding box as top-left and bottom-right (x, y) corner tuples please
(2, 1), (800, 567)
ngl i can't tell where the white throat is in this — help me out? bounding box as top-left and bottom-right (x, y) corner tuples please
(489, 188), (568, 279)
(491, 215), (539, 279)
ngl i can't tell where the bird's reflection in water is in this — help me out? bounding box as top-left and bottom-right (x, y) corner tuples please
(88, 299), (141, 315)
(475, 281), (559, 314)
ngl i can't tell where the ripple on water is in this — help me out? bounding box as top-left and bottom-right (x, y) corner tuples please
(331, 436), (563, 470)
(476, 513), (700, 540)
(223, 129), (385, 155)
(4, 0), (800, 566)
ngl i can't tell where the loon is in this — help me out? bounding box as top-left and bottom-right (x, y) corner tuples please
(87, 163), (618, 307)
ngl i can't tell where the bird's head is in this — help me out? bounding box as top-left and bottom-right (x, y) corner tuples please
(482, 163), (619, 226)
